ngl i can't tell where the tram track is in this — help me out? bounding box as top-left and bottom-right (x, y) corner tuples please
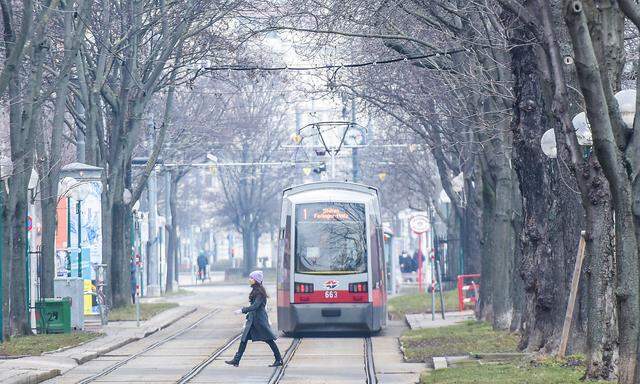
(267, 335), (378, 384)
(364, 337), (378, 384)
(76, 307), (222, 384)
(267, 337), (302, 384)
(176, 332), (242, 383)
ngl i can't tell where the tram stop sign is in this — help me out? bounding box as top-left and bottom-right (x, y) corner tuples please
(410, 214), (429, 234)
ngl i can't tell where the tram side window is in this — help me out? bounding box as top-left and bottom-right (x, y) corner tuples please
(295, 202), (367, 274)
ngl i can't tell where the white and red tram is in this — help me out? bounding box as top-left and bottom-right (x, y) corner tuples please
(276, 182), (387, 334)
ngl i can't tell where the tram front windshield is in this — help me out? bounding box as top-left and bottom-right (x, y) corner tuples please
(295, 202), (367, 274)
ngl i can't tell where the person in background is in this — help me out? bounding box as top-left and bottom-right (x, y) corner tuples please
(412, 250), (422, 272)
(399, 250), (411, 273)
(226, 270), (282, 367)
(197, 251), (209, 282)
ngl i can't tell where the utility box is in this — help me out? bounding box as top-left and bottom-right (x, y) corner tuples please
(35, 298), (71, 334)
(54, 277), (85, 330)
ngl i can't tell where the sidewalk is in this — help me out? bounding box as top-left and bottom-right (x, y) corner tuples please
(0, 305), (196, 384)
(405, 310), (475, 330)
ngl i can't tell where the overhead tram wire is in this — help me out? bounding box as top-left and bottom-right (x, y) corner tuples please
(200, 49), (466, 72)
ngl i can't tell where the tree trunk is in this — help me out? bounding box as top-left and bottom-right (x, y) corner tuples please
(101, 184), (113, 306)
(462, 175), (482, 275)
(38, 184), (56, 298)
(165, 171), (180, 292)
(111, 200), (129, 307)
(1, 180), (10, 339)
(506, 12), (586, 352)
(8, 174), (30, 335)
(565, 4), (639, 381)
(583, 160), (617, 379)
(446, 209), (461, 280)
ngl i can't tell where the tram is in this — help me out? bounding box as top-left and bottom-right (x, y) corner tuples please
(276, 182), (387, 334)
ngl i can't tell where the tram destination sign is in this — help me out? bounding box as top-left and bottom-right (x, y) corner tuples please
(410, 214), (430, 234)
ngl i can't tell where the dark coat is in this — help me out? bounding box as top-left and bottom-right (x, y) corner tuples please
(241, 290), (277, 342)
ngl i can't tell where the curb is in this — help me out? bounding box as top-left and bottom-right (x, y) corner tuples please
(7, 306), (197, 384)
(70, 306), (197, 365)
(5, 368), (61, 384)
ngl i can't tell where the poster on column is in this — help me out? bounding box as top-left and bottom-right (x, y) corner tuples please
(68, 180), (103, 315)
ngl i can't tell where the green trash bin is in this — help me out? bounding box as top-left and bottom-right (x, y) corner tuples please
(35, 298), (72, 334)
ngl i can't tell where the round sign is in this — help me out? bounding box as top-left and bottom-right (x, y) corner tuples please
(26, 216), (33, 231)
(410, 214), (429, 234)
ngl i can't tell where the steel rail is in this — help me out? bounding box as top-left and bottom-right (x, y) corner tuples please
(77, 307), (222, 384)
(267, 337), (302, 384)
(176, 332), (242, 383)
(364, 337), (378, 384)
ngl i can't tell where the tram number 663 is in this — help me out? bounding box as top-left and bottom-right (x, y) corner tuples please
(324, 290), (338, 299)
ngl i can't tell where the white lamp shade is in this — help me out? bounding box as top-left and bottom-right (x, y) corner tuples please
(615, 89), (636, 128)
(541, 129), (557, 158)
(572, 112), (593, 146)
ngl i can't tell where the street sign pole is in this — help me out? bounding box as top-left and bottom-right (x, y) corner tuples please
(0, 190), (3, 342)
(410, 214), (430, 312)
(417, 234), (423, 293)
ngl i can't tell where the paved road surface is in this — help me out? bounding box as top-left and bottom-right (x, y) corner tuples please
(45, 284), (422, 384)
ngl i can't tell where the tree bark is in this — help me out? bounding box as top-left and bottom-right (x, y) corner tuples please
(565, 2), (639, 381)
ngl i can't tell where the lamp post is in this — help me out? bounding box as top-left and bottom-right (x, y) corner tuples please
(542, 90), (636, 159)
(0, 154), (10, 342)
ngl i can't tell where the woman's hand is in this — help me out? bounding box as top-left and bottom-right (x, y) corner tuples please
(234, 309), (243, 315)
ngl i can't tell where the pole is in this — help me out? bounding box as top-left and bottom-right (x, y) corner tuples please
(417, 233), (423, 293)
(436, 245), (446, 319)
(429, 209), (436, 320)
(77, 200), (82, 278)
(350, 98), (359, 182)
(330, 152), (336, 179)
(66, 197), (71, 277)
(146, 120), (159, 296)
(164, 171), (174, 290)
(0, 187), (3, 341)
(558, 231), (587, 358)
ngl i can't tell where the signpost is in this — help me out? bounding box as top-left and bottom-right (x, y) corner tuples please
(409, 215), (429, 294)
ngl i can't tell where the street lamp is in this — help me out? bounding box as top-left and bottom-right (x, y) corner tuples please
(615, 89), (636, 128)
(541, 110), (598, 159)
(540, 129), (557, 158)
(571, 112), (593, 146)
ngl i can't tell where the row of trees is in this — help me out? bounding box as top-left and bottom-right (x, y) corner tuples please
(0, 0), (258, 337)
(263, 0), (640, 382)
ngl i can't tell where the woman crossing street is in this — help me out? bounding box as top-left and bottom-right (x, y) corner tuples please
(225, 270), (283, 367)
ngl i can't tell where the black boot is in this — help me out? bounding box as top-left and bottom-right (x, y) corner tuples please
(226, 341), (246, 367)
(269, 359), (283, 367)
(267, 340), (283, 367)
(225, 358), (240, 367)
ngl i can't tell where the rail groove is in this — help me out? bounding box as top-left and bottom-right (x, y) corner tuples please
(268, 337), (302, 384)
(77, 307), (222, 384)
(364, 337), (378, 384)
(176, 333), (242, 383)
